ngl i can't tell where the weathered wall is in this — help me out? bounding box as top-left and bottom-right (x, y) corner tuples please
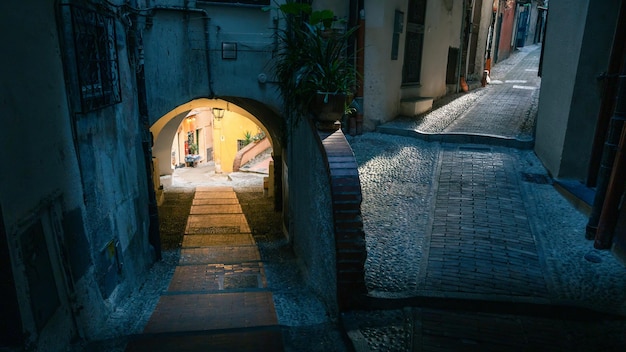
(143, 2), (283, 125)
(362, 0), (464, 130)
(473, 0), (495, 75)
(406, 0), (463, 98)
(362, 0), (406, 130)
(0, 0), (155, 349)
(288, 119), (338, 315)
(535, 0), (587, 177)
(0, 2), (83, 348)
(495, 0), (516, 62)
(535, 0), (619, 180)
(558, 0), (620, 180)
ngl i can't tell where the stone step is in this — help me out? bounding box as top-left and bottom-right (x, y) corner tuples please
(399, 96), (434, 117)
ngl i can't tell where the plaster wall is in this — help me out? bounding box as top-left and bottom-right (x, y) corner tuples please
(0, 0), (155, 349)
(361, 0), (406, 130)
(362, 0), (464, 130)
(213, 111), (263, 173)
(534, 0), (588, 177)
(143, 2), (283, 125)
(495, 0), (516, 62)
(408, 0), (463, 98)
(0, 2), (84, 349)
(288, 120), (338, 316)
(557, 0), (620, 180)
(473, 0), (495, 75)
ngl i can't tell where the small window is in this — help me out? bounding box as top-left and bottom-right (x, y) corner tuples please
(60, 4), (122, 113)
(402, 0), (427, 85)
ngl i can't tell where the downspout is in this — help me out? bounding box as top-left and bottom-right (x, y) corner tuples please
(585, 1), (626, 239)
(586, 0), (626, 187)
(594, 68), (626, 249)
(130, 16), (162, 261)
(355, 0), (365, 134)
(126, 5), (214, 260)
(126, 12), (162, 261)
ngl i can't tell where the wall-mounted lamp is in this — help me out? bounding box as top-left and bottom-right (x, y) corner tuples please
(212, 107), (225, 120)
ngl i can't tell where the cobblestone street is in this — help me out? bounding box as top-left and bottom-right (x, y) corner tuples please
(342, 44), (626, 351)
(78, 45), (626, 351)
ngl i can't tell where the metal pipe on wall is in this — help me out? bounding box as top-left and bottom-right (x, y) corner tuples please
(586, 0), (626, 187)
(595, 72), (626, 249)
(585, 0), (626, 239)
(149, 6), (215, 98)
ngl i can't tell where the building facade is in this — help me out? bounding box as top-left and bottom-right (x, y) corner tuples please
(534, 0), (625, 259)
(4, 0), (590, 350)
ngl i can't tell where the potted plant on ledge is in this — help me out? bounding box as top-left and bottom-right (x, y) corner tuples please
(264, 1), (358, 131)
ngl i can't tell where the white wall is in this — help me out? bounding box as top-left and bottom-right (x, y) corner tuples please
(362, 0), (464, 130)
(362, 0), (406, 130)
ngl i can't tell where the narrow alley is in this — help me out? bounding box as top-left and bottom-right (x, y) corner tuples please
(80, 45), (626, 351)
(343, 45), (626, 350)
(125, 186), (283, 351)
(7, 2), (626, 351)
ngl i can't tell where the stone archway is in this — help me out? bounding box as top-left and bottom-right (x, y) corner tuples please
(150, 97), (285, 210)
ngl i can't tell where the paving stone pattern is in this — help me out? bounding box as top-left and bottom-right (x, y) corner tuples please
(345, 43), (626, 351)
(128, 186), (283, 351)
(443, 47), (541, 139)
(420, 146), (549, 298)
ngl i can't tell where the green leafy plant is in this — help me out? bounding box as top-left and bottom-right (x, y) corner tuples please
(188, 143), (198, 154)
(243, 131), (253, 146)
(263, 1), (359, 124)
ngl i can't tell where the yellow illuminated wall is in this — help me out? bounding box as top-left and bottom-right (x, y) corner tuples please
(213, 110), (262, 173)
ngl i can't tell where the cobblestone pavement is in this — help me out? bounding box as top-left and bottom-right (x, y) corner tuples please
(343, 44), (626, 351)
(443, 47), (541, 139)
(346, 132), (626, 351)
(76, 46), (626, 351)
(378, 45), (541, 146)
(77, 178), (349, 352)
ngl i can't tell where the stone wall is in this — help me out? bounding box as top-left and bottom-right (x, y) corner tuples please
(0, 1), (156, 349)
(288, 119), (367, 315)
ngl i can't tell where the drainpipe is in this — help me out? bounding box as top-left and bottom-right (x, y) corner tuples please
(129, 15), (162, 261)
(126, 5), (214, 260)
(149, 6), (215, 98)
(355, 0), (365, 135)
(594, 69), (626, 249)
(586, 1), (626, 187)
(585, 1), (626, 239)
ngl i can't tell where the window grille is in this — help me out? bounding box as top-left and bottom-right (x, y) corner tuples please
(237, 140), (247, 151)
(64, 4), (122, 113)
(402, 0), (427, 85)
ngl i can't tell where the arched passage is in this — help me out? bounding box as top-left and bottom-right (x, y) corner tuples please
(150, 97), (285, 210)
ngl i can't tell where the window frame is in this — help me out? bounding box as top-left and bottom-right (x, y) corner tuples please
(60, 3), (122, 113)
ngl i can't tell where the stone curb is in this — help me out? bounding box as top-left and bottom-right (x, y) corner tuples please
(376, 125), (535, 150)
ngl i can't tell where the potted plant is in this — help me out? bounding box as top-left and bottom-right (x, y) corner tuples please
(188, 143), (198, 155)
(264, 1), (358, 130)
